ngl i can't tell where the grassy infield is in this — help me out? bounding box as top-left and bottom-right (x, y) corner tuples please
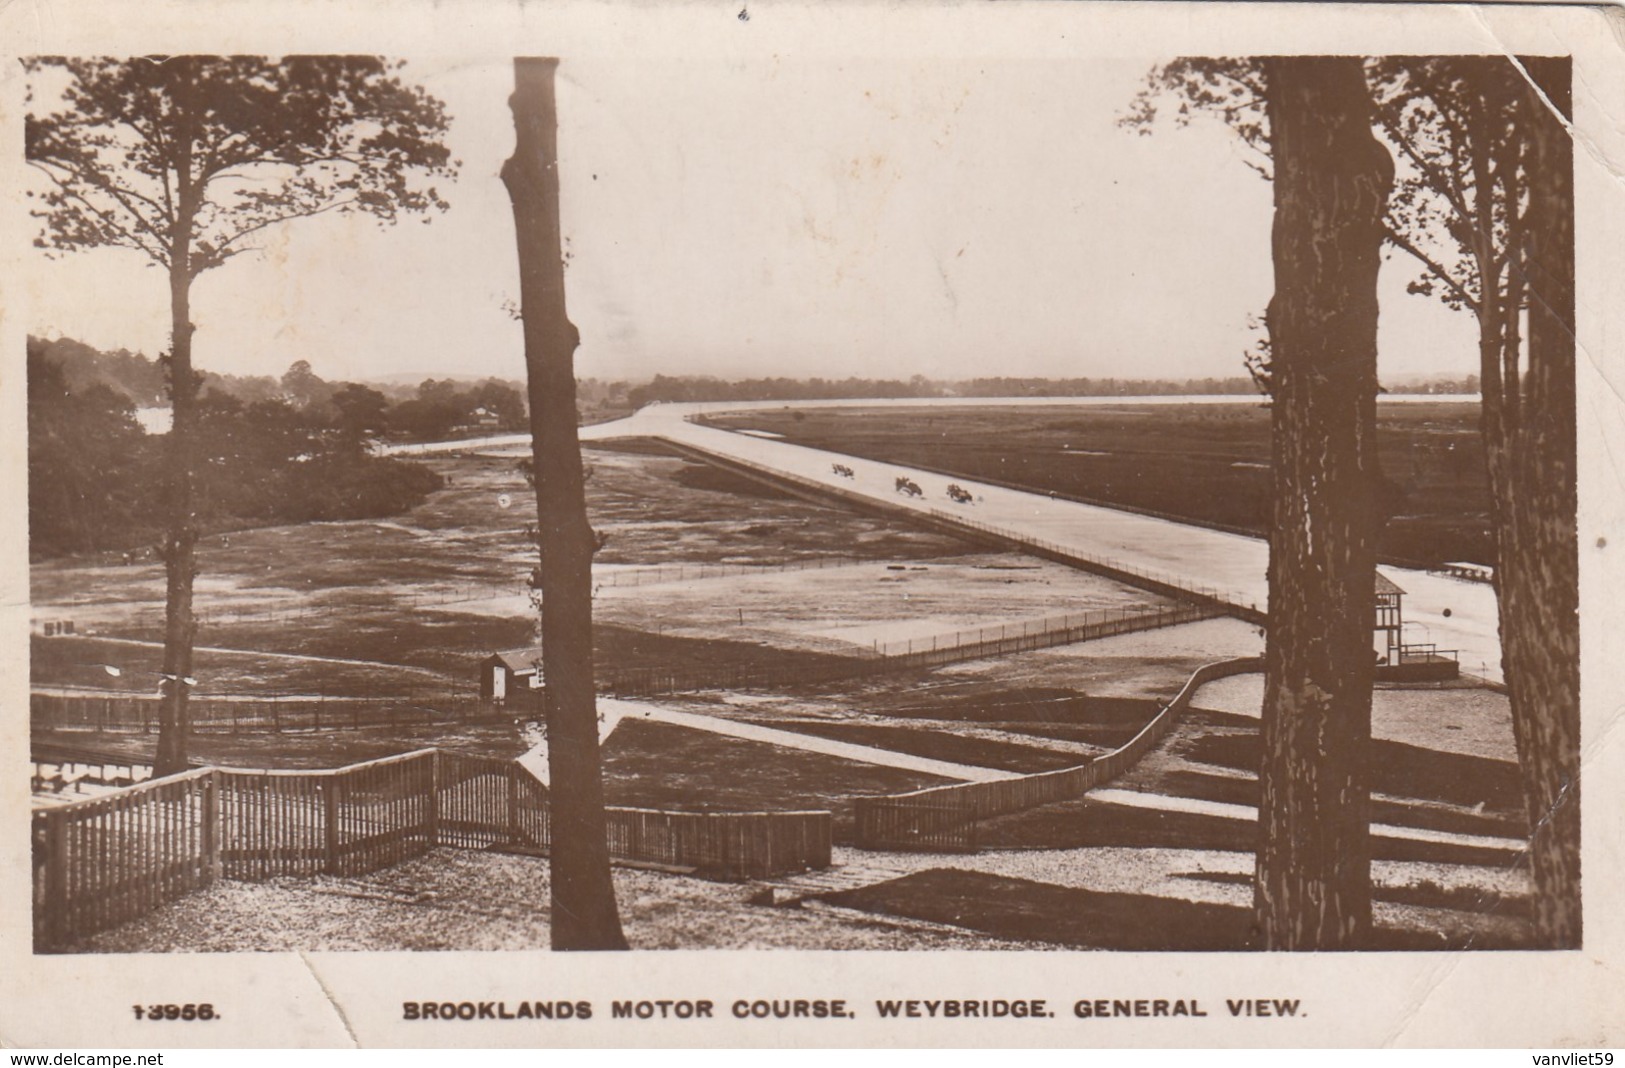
(32, 404), (1534, 950)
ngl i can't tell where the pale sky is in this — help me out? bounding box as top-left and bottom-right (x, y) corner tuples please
(27, 56), (1474, 386)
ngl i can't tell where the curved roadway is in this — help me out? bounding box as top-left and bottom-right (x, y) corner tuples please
(385, 396), (1504, 684)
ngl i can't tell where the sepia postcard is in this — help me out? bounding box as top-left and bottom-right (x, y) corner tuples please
(1, 0), (1622, 1050)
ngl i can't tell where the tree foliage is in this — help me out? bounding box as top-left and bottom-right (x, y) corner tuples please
(28, 343), (443, 558)
(26, 56), (455, 273)
(27, 56), (456, 774)
(1125, 57), (1532, 349)
(1129, 55), (1582, 947)
(28, 338), (157, 555)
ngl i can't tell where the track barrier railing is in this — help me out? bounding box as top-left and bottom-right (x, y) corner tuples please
(851, 656), (1263, 852)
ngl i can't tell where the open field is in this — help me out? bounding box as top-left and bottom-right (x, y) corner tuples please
(594, 553), (1177, 657)
(1193, 672), (1518, 760)
(600, 719), (952, 834)
(33, 412), (1532, 951)
(27, 719), (529, 769)
(30, 446), (985, 696)
(704, 401), (1492, 566)
(32, 443), (1187, 704)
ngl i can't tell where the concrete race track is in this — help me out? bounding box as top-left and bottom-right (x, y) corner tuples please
(388, 397), (1502, 684)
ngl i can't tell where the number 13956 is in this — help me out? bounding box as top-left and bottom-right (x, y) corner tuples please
(133, 1004), (217, 1021)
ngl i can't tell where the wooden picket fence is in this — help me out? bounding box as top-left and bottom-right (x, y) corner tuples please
(31, 769), (220, 949)
(603, 807), (832, 878)
(33, 748), (831, 950)
(852, 657), (1263, 851)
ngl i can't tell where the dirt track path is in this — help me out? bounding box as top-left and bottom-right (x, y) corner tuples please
(517, 697), (1020, 785)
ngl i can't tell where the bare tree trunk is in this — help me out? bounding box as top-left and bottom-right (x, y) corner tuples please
(1496, 56), (1580, 948)
(1255, 56), (1393, 950)
(154, 64), (200, 778)
(501, 56), (629, 951)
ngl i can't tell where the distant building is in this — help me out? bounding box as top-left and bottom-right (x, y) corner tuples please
(480, 646), (546, 703)
(1374, 572), (1459, 681)
(1375, 572), (1405, 663)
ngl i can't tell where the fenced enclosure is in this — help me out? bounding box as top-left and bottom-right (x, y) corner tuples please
(34, 748), (832, 950)
(868, 602), (1220, 665)
(214, 750), (440, 881)
(598, 601), (1217, 699)
(37, 589), (1221, 721)
(36, 594), (1213, 718)
(853, 657), (1263, 851)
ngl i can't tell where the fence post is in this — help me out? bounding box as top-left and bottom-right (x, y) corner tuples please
(507, 766), (520, 844)
(323, 777), (341, 874)
(201, 771), (221, 883)
(428, 751), (441, 847)
(43, 809), (67, 948)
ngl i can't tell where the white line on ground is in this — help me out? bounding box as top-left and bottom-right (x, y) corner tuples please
(46, 634), (448, 675)
(1088, 787), (1524, 852)
(566, 698), (1016, 782)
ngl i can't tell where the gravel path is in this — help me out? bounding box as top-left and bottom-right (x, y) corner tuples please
(75, 848), (1044, 953)
(1086, 787), (1520, 851)
(603, 701), (1018, 782)
(823, 843), (1529, 911)
(71, 841), (1529, 954)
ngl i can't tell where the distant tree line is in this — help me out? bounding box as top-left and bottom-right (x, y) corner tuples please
(625, 373), (1262, 406)
(29, 335), (537, 442)
(623, 372), (1482, 407)
(35, 336), (1484, 436)
(28, 337), (444, 557)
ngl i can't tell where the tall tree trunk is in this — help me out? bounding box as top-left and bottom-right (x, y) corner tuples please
(1255, 57), (1393, 950)
(501, 56), (629, 951)
(154, 63), (200, 778)
(1495, 56), (1580, 948)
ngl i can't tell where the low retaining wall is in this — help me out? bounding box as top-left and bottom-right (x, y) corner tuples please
(1376, 658), (1461, 683)
(853, 656), (1264, 851)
